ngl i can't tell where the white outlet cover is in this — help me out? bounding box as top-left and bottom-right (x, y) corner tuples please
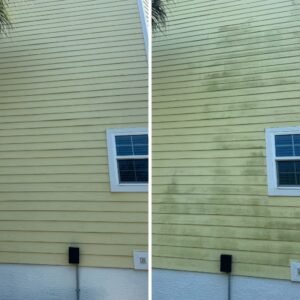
(133, 251), (148, 270)
(290, 260), (300, 282)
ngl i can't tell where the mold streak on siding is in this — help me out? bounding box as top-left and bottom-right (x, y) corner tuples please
(0, 0), (147, 268)
(153, 0), (300, 280)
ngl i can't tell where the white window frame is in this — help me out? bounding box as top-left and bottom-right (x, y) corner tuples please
(266, 126), (300, 196)
(106, 128), (148, 192)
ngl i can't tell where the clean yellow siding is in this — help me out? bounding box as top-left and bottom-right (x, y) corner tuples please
(153, 0), (300, 280)
(0, 0), (147, 268)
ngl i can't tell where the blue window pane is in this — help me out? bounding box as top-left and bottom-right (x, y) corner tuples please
(275, 135), (292, 145)
(115, 135), (133, 156)
(276, 146), (294, 157)
(135, 159), (148, 170)
(115, 135), (131, 145)
(118, 160), (134, 171)
(297, 174), (300, 185)
(275, 135), (293, 156)
(119, 171), (136, 182)
(117, 159), (148, 183)
(136, 171), (148, 182)
(277, 161), (300, 186)
(133, 135), (148, 155)
(116, 145), (133, 156)
(293, 135), (300, 144)
(132, 135), (148, 145)
(295, 146), (300, 156)
(133, 145), (148, 155)
(275, 134), (300, 157)
(115, 134), (148, 156)
(277, 161), (294, 172)
(278, 173), (297, 185)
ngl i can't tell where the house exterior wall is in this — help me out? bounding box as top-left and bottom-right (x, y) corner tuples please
(153, 0), (300, 281)
(0, 0), (147, 269)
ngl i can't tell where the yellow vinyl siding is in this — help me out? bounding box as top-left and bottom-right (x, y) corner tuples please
(153, 0), (300, 280)
(0, 0), (147, 268)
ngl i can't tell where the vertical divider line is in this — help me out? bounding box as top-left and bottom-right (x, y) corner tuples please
(148, 0), (152, 298)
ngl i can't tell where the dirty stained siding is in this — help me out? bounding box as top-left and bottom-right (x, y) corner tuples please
(153, 0), (300, 279)
(0, 0), (148, 268)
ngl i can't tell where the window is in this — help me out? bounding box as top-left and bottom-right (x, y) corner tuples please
(106, 128), (148, 192)
(266, 126), (300, 196)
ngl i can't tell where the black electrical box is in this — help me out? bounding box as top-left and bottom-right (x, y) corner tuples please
(220, 254), (232, 273)
(69, 247), (80, 264)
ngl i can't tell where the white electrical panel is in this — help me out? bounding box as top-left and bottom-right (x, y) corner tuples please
(290, 260), (300, 282)
(133, 251), (148, 270)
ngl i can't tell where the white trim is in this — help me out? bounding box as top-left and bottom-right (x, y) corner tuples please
(265, 126), (300, 196)
(106, 128), (148, 192)
(137, 0), (148, 56)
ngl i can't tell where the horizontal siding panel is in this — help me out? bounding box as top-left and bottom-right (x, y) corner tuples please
(0, 183), (112, 192)
(0, 211), (146, 222)
(161, 3), (298, 31)
(0, 221), (147, 234)
(152, 194), (300, 207)
(0, 202), (147, 213)
(154, 185), (267, 196)
(0, 143), (109, 152)
(153, 157), (266, 168)
(153, 113), (300, 130)
(153, 140), (265, 151)
(153, 225), (300, 243)
(154, 96), (300, 113)
(153, 175), (266, 186)
(0, 252), (139, 269)
(0, 73), (147, 88)
(0, 25), (143, 48)
(0, 107), (146, 121)
(153, 214), (300, 230)
(0, 165), (108, 175)
(154, 57), (300, 79)
(0, 231), (146, 245)
(0, 174), (111, 183)
(0, 43), (144, 61)
(153, 121), (300, 137)
(153, 204), (300, 218)
(153, 256), (290, 280)
(0, 65), (146, 81)
(0, 117), (147, 130)
(152, 166), (266, 176)
(152, 88), (300, 105)
(154, 235), (300, 256)
(0, 149), (111, 159)
(153, 149), (265, 159)
(0, 99), (147, 114)
(0, 242), (145, 257)
(0, 91), (147, 103)
(153, 132), (264, 143)
(154, 246), (300, 267)
(0, 51), (145, 71)
(0, 192), (146, 202)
